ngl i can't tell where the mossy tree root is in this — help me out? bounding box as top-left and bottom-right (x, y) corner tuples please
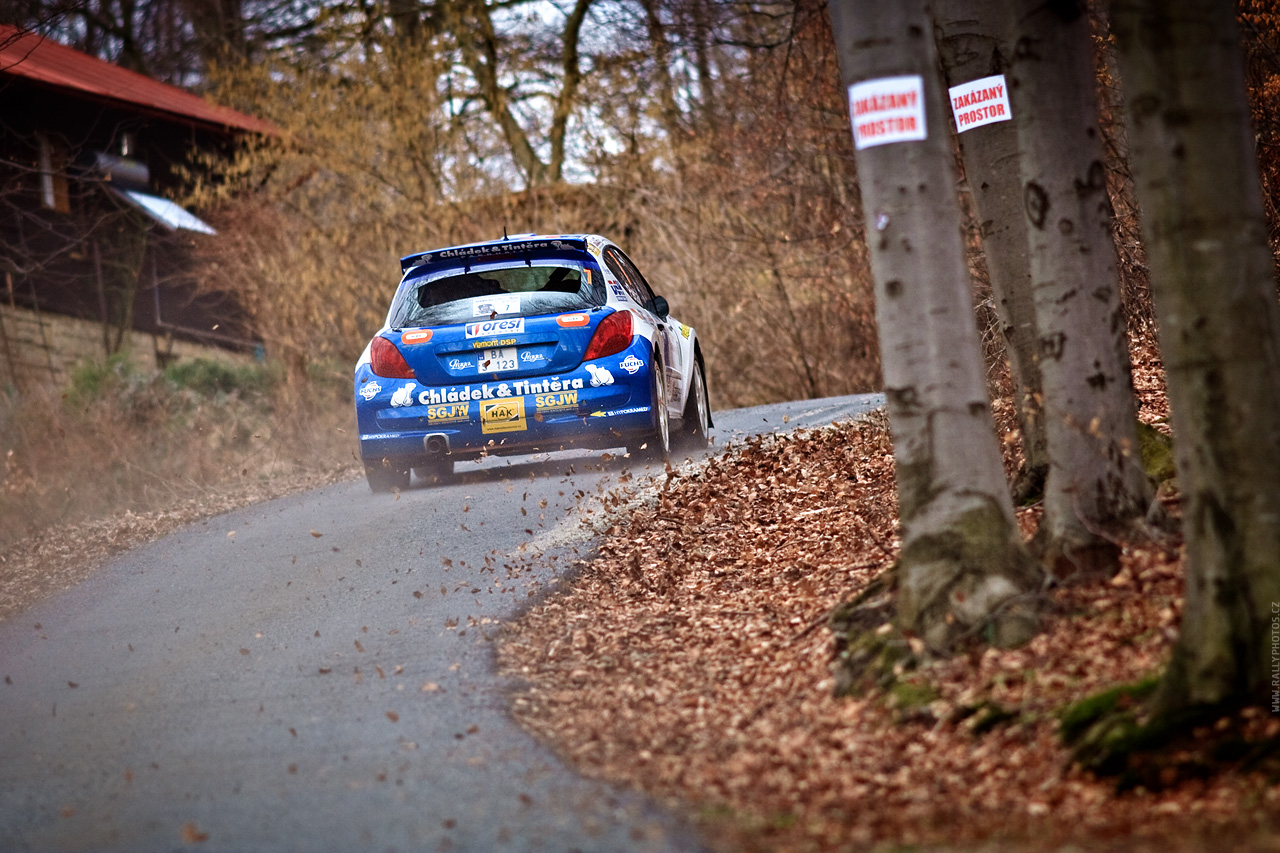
(1061, 678), (1280, 791)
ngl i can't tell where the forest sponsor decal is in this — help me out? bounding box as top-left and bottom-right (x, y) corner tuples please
(848, 75), (927, 149)
(481, 398), (526, 433)
(948, 75), (1011, 133)
(466, 318), (524, 338)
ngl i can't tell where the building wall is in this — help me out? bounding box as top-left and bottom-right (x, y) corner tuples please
(0, 304), (254, 392)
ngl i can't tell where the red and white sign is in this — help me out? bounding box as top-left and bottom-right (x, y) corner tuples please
(948, 74), (1011, 133)
(847, 75), (927, 150)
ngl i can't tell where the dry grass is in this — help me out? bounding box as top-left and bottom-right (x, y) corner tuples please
(0, 357), (359, 620)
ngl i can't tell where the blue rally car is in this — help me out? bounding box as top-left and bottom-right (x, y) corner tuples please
(354, 233), (712, 491)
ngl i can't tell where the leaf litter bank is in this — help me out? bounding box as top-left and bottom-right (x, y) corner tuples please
(498, 354), (1280, 851)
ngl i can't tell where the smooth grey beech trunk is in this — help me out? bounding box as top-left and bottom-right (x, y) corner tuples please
(828, 0), (1040, 651)
(933, 0), (1049, 501)
(1111, 0), (1280, 710)
(1005, 0), (1151, 574)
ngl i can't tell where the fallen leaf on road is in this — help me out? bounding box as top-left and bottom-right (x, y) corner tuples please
(180, 822), (209, 843)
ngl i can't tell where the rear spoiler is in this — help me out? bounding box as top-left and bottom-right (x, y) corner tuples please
(400, 237), (589, 274)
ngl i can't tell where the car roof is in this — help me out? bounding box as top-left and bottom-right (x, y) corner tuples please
(399, 234), (608, 275)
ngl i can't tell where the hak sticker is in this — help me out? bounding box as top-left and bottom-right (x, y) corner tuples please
(620, 355), (642, 375)
(466, 318), (524, 338)
(481, 398), (526, 434)
(360, 381), (382, 401)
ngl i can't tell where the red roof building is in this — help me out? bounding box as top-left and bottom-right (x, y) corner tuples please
(0, 24), (275, 135)
(0, 26), (271, 386)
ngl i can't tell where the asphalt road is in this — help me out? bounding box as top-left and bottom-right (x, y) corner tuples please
(0, 393), (883, 853)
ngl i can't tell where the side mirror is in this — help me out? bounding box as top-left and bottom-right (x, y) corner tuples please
(652, 295), (670, 320)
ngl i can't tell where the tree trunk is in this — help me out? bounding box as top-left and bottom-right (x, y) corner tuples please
(1111, 0), (1280, 710)
(933, 0), (1049, 502)
(455, 0), (551, 186)
(639, 0), (685, 143)
(547, 0), (594, 183)
(829, 0), (1040, 651)
(1006, 0), (1151, 575)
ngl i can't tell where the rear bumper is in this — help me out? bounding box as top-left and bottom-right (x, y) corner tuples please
(355, 341), (655, 465)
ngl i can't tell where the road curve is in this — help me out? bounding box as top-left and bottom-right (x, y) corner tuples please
(0, 393), (883, 852)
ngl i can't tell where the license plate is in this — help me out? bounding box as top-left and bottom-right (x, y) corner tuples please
(479, 347), (517, 372)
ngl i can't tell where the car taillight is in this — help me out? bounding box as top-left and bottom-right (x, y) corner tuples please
(583, 310), (633, 361)
(370, 336), (415, 378)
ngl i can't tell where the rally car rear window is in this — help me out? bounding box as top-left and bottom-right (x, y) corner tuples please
(389, 259), (605, 328)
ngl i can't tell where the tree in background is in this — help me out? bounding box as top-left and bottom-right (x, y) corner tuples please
(933, 0), (1048, 503)
(1111, 0), (1280, 713)
(1004, 0), (1152, 575)
(175, 0), (881, 408)
(828, 0), (1040, 655)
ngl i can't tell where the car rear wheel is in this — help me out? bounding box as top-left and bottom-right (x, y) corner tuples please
(365, 459), (410, 493)
(676, 359), (710, 451)
(628, 353), (670, 464)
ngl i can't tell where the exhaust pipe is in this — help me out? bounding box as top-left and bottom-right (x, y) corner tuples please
(424, 433), (450, 455)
